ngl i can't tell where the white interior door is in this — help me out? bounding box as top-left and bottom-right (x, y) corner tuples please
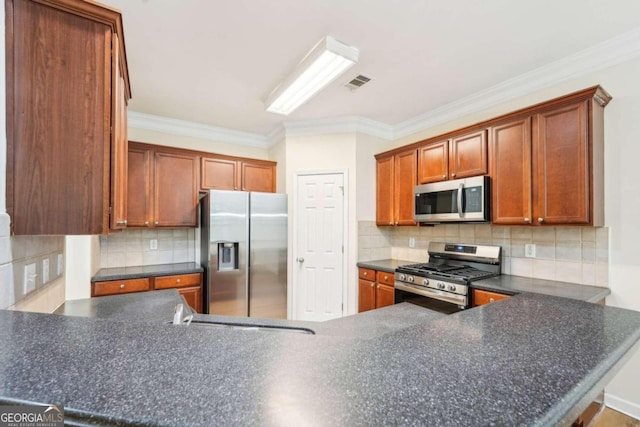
(294, 172), (345, 321)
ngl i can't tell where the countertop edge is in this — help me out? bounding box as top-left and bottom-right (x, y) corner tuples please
(91, 263), (204, 282)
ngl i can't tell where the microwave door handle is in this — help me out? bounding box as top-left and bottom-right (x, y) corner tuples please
(457, 183), (464, 218)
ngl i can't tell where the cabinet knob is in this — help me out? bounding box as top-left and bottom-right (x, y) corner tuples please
(489, 298), (495, 303)
(395, 222), (398, 226)
(376, 285), (380, 289)
(144, 221), (149, 226)
(155, 221), (159, 225)
(363, 272), (368, 276)
(234, 186), (238, 190)
(538, 217), (544, 223)
(371, 283), (374, 288)
(451, 173), (456, 177)
(442, 175), (446, 179)
(524, 217), (531, 223)
(120, 284), (125, 289)
(176, 279), (181, 283)
(384, 275), (388, 281)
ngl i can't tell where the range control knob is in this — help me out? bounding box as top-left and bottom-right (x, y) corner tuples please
(399, 274), (406, 281)
(437, 282), (445, 290)
(422, 278), (429, 286)
(448, 284), (456, 292)
(407, 276), (415, 283)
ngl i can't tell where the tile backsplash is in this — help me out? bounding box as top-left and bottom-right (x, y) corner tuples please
(99, 228), (196, 269)
(358, 221), (608, 287)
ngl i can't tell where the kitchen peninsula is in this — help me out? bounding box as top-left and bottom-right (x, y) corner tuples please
(1, 292), (639, 426)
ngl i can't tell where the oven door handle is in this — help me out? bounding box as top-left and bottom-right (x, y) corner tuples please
(457, 182), (464, 218)
(395, 282), (467, 306)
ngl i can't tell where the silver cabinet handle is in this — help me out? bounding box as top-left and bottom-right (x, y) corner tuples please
(296, 257), (304, 263)
(538, 217), (544, 223)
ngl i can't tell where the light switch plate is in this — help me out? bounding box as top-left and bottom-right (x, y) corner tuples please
(409, 237), (416, 248)
(525, 244), (536, 258)
(57, 253), (63, 276)
(24, 263), (36, 294)
(42, 258), (50, 284)
(150, 239), (158, 250)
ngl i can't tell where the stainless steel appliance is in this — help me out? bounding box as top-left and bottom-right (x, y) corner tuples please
(201, 190), (287, 318)
(414, 175), (490, 223)
(394, 242), (501, 314)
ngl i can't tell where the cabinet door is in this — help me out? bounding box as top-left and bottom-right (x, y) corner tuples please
(533, 101), (590, 225)
(418, 140), (449, 184)
(376, 156), (394, 226)
(489, 118), (533, 225)
(154, 151), (199, 226)
(375, 283), (395, 308)
(449, 130), (487, 179)
(241, 161), (275, 192)
(394, 150), (418, 226)
(472, 289), (509, 307)
(201, 157), (239, 191)
(127, 145), (153, 227)
(178, 286), (203, 313)
(8, 0), (112, 235)
(93, 278), (150, 297)
(358, 279), (376, 312)
(110, 32), (128, 230)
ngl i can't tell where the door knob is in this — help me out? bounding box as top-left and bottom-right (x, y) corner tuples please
(296, 257), (305, 263)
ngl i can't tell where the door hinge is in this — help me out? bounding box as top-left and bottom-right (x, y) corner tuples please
(339, 185), (344, 195)
(342, 245), (344, 254)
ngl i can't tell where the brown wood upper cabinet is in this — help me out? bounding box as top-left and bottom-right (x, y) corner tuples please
(418, 130), (487, 184)
(6, 0), (131, 235)
(376, 149), (417, 226)
(490, 88), (609, 226)
(127, 142), (199, 227)
(201, 156), (276, 193)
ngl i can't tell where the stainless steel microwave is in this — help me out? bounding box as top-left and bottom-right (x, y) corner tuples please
(414, 176), (490, 223)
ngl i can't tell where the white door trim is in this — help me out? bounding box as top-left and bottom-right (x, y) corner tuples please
(290, 169), (349, 320)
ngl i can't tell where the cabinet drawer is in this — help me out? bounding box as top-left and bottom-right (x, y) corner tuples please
(93, 278), (150, 296)
(155, 273), (201, 290)
(376, 271), (395, 286)
(472, 289), (510, 307)
(358, 268), (375, 281)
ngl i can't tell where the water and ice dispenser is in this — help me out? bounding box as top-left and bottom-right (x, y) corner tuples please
(217, 242), (239, 271)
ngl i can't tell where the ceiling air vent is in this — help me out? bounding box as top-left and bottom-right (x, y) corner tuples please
(345, 74), (372, 91)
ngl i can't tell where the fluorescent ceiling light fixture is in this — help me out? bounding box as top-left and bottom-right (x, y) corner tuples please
(266, 36), (359, 115)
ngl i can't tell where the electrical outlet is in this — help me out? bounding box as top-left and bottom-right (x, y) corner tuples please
(23, 263), (37, 294)
(525, 244), (536, 258)
(57, 253), (64, 276)
(150, 239), (158, 250)
(409, 237), (416, 248)
(42, 259), (50, 284)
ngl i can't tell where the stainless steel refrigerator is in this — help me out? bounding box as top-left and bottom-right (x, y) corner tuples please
(201, 190), (287, 318)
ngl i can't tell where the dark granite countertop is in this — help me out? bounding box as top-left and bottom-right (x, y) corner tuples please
(91, 262), (203, 282)
(356, 259), (414, 273)
(1, 293), (639, 426)
(54, 289), (186, 323)
(473, 275), (610, 303)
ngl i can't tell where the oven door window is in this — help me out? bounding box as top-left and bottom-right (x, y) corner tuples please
(394, 289), (463, 315)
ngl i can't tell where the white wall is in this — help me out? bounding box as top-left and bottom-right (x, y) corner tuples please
(268, 138), (286, 194)
(285, 133), (358, 316)
(355, 134), (393, 221)
(391, 56), (640, 418)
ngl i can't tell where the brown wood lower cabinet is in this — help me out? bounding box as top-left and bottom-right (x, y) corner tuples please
(91, 272), (203, 313)
(472, 289), (510, 307)
(358, 267), (395, 312)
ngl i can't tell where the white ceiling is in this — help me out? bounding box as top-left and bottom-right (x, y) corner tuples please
(106, 0), (640, 137)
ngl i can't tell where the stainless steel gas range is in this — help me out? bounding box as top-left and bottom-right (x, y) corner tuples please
(394, 242), (501, 314)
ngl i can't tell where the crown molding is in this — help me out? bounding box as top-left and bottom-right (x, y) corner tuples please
(393, 26), (640, 139)
(127, 111), (271, 148)
(283, 116), (393, 140)
(128, 27), (640, 147)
